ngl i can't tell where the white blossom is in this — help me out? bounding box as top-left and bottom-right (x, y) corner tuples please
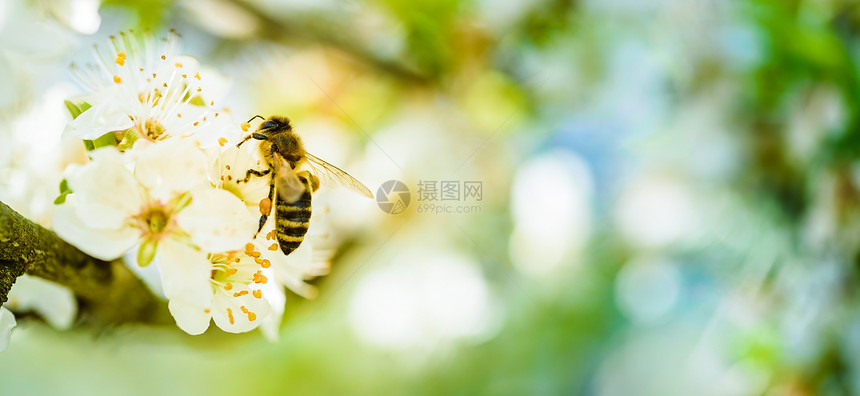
(52, 139), (256, 307)
(5, 275), (77, 330)
(168, 242), (274, 334)
(64, 31), (236, 147)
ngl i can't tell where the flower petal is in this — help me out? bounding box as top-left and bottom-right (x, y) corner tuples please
(269, 238), (327, 298)
(67, 153), (145, 229)
(176, 188), (256, 253)
(52, 200), (140, 260)
(5, 275), (77, 330)
(259, 281), (285, 342)
(134, 139), (210, 202)
(211, 145), (269, 210)
(0, 307), (16, 352)
(211, 285), (270, 333)
(168, 298), (212, 335)
(64, 101), (134, 140)
(156, 238), (213, 306)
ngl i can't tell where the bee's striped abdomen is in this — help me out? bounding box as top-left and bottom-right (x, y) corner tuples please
(275, 189), (312, 256)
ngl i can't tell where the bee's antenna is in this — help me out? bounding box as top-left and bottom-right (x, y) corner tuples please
(247, 115), (265, 123)
(237, 134), (253, 148)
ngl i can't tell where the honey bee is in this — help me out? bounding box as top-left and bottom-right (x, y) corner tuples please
(237, 115), (373, 255)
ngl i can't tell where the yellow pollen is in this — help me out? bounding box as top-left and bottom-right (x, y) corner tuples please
(152, 73), (157, 78)
(227, 308), (234, 325)
(253, 271), (268, 284)
(252, 290), (262, 299)
(218, 137), (227, 146)
(266, 230), (277, 240)
(215, 112), (219, 117)
(233, 290), (248, 297)
(163, 83), (168, 88)
(177, 113), (182, 118)
(255, 258), (263, 264)
(248, 312), (256, 321)
(226, 165), (231, 170)
(268, 243), (278, 251)
(182, 74), (187, 78)
(204, 308), (210, 314)
(249, 251), (260, 258)
(194, 72), (201, 80)
(161, 55), (166, 60)
(234, 257), (240, 262)
(139, 67), (144, 71)
(210, 100), (214, 106)
(193, 121), (199, 126)
(196, 87), (202, 92)
(240, 306), (249, 314)
(261, 259), (271, 269)
(113, 75), (122, 83)
(175, 62), (183, 67)
(224, 283), (233, 290)
(241, 123), (250, 132)
(115, 57), (125, 66)
(245, 243), (255, 251)
(226, 267), (238, 276)
(117, 51), (127, 59)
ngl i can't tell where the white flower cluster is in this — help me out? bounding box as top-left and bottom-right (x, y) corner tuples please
(51, 31), (328, 338)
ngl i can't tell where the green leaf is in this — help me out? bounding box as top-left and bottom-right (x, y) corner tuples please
(64, 100), (83, 119)
(53, 178), (73, 205)
(137, 238), (158, 267)
(92, 131), (118, 149)
(64, 100), (92, 120)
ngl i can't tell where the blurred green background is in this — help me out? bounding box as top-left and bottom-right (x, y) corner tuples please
(2, 0), (860, 394)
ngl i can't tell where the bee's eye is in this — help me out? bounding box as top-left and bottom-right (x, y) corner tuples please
(261, 121), (279, 129)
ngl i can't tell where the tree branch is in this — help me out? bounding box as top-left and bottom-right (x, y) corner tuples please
(0, 201), (165, 324)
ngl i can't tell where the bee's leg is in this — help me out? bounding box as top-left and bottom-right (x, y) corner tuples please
(254, 183), (275, 238)
(238, 168), (271, 184)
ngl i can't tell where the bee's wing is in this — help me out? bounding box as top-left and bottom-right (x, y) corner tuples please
(302, 152), (373, 198)
(273, 154), (306, 203)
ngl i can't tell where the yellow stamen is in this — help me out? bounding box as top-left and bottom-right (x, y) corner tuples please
(261, 259), (271, 269)
(245, 243), (255, 251)
(268, 243), (278, 251)
(233, 290), (248, 297)
(227, 308), (234, 324)
(224, 283), (233, 290)
(252, 290), (262, 299)
(218, 137), (227, 146)
(241, 122), (250, 132)
(113, 75), (122, 83)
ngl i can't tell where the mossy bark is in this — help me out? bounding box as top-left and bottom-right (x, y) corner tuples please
(0, 201), (165, 324)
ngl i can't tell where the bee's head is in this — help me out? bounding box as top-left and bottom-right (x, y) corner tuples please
(238, 115), (293, 148)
